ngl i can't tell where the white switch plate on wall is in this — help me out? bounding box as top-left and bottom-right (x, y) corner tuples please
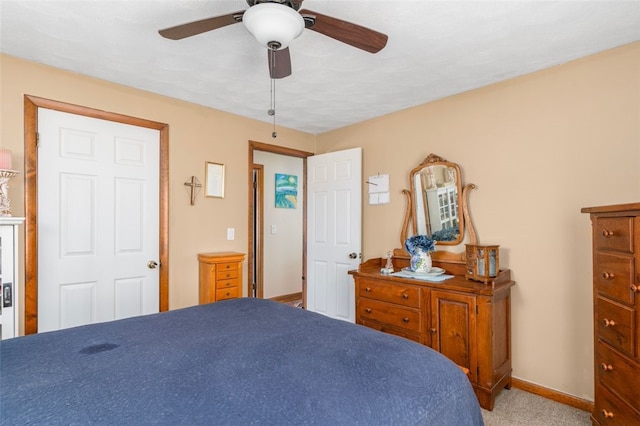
(227, 228), (235, 240)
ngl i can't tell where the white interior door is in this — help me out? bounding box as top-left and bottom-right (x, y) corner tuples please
(37, 108), (160, 332)
(306, 147), (362, 322)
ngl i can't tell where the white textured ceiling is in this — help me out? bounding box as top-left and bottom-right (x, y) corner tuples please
(1, 1), (639, 134)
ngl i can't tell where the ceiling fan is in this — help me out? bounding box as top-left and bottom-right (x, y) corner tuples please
(159, 0), (388, 79)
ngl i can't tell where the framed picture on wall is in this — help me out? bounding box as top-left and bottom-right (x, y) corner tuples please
(205, 162), (225, 198)
(275, 173), (297, 209)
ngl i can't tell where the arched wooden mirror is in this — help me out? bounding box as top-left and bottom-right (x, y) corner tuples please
(397, 154), (477, 259)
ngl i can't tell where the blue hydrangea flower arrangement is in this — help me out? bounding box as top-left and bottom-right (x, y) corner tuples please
(404, 234), (436, 255)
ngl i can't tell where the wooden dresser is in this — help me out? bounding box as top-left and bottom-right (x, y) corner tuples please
(582, 203), (640, 425)
(349, 257), (514, 411)
(198, 252), (245, 304)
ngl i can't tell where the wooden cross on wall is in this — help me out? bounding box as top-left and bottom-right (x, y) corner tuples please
(184, 176), (202, 206)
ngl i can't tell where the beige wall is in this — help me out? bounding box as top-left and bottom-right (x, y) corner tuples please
(0, 54), (316, 314)
(317, 42), (640, 400)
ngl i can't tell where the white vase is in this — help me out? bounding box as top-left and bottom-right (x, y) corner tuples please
(410, 249), (432, 273)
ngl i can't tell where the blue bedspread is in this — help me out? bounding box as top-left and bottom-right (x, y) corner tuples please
(1, 298), (483, 425)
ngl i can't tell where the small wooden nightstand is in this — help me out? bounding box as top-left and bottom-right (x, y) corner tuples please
(198, 252), (245, 304)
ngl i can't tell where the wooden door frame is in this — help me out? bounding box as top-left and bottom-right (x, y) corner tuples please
(23, 95), (170, 334)
(247, 141), (312, 304)
(251, 163), (264, 298)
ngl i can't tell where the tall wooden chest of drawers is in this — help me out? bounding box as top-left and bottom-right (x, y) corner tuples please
(582, 203), (640, 425)
(198, 252), (245, 304)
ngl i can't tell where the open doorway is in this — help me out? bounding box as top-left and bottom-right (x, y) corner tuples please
(247, 141), (312, 305)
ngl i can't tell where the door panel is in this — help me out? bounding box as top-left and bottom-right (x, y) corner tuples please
(306, 148), (362, 322)
(38, 108), (160, 332)
(431, 290), (477, 382)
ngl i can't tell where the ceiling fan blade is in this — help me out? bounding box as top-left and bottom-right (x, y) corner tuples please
(159, 11), (245, 40)
(299, 9), (387, 53)
(268, 48), (292, 79)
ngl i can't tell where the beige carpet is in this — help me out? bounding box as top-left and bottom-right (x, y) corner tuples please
(482, 388), (591, 425)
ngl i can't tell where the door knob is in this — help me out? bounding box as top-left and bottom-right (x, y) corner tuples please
(147, 260), (159, 269)
(349, 252), (358, 259)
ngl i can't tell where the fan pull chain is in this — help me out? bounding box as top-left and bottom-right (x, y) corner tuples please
(269, 78), (277, 139)
(268, 47), (277, 138)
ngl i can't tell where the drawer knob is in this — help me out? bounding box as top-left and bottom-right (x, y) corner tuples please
(226, 265), (231, 269)
(226, 292), (230, 296)
(365, 308), (372, 314)
(602, 272), (615, 280)
(430, 328), (436, 334)
(365, 287), (372, 292)
(601, 409), (614, 419)
(600, 363), (613, 371)
(631, 284), (639, 293)
(602, 318), (616, 327)
(402, 317), (410, 323)
(401, 293), (409, 299)
(602, 229), (614, 238)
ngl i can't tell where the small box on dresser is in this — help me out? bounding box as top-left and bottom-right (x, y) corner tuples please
(198, 252), (245, 304)
(582, 203), (640, 425)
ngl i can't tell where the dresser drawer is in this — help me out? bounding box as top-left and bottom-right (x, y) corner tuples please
(216, 286), (239, 301)
(358, 318), (421, 343)
(594, 217), (634, 253)
(595, 382), (640, 425)
(358, 298), (421, 332)
(216, 277), (240, 289)
(596, 297), (635, 356)
(597, 341), (640, 409)
(595, 253), (635, 305)
(357, 279), (420, 308)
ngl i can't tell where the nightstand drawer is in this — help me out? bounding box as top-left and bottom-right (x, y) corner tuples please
(594, 217), (634, 253)
(358, 298), (421, 332)
(597, 341), (640, 408)
(216, 286), (239, 301)
(357, 279), (420, 308)
(596, 297), (635, 355)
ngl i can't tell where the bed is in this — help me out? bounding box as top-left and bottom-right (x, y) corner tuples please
(1, 298), (483, 425)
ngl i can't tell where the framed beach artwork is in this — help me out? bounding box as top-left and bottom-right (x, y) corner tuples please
(275, 174), (297, 209)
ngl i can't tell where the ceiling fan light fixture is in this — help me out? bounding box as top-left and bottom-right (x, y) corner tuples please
(243, 3), (304, 49)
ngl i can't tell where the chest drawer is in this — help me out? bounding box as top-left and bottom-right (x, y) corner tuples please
(216, 277), (240, 289)
(595, 382), (640, 425)
(595, 252), (635, 305)
(216, 264), (239, 280)
(597, 342), (640, 408)
(357, 298), (421, 332)
(596, 297), (635, 356)
(357, 279), (420, 308)
(216, 286), (239, 301)
(594, 217), (634, 253)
